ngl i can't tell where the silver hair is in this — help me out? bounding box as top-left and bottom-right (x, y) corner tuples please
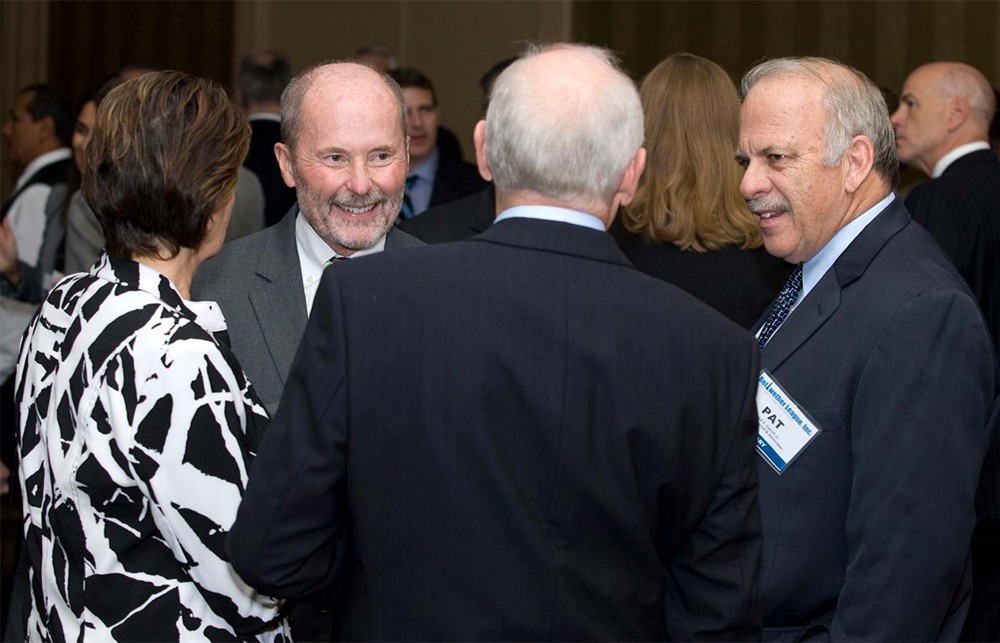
(741, 57), (898, 188)
(280, 61), (407, 151)
(938, 63), (996, 127)
(485, 43), (645, 207)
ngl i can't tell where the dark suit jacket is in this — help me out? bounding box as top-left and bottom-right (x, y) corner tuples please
(191, 206), (423, 412)
(228, 217), (764, 641)
(244, 118), (297, 228)
(398, 184), (495, 243)
(904, 149), (1000, 356)
(611, 220), (792, 331)
(754, 198), (997, 641)
(427, 155), (488, 209)
(904, 149), (1000, 642)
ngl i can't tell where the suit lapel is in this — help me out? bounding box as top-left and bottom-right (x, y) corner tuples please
(471, 216), (634, 268)
(249, 209), (308, 390)
(762, 198), (911, 372)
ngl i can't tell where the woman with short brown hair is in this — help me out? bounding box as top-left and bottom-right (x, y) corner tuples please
(15, 71), (288, 641)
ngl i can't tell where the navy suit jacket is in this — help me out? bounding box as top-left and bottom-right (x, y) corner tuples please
(192, 206), (423, 411)
(398, 184), (495, 244)
(427, 155), (487, 208)
(755, 197), (997, 641)
(244, 118), (297, 228)
(228, 217), (764, 640)
(904, 149), (1000, 356)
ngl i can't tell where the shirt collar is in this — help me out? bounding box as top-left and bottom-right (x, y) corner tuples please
(409, 146), (440, 184)
(15, 148), (72, 191)
(798, 193), (894, 305)
(495, 205), (607, 232)
(248, 112), (281, 123)
(92, 253), (227, 334)
(932, 141), (991, 178)
(295, 209), (387, 281)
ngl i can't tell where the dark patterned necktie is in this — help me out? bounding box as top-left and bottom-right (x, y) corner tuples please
(757, 263), (803, 350)
(399, 174), (418, 220)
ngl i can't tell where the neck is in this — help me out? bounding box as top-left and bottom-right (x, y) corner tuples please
(134, 248), (202, 299)
(497, 189), (614, 229)
(246, 101), (281, 116)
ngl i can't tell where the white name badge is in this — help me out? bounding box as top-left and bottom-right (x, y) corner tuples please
(756, 369), (822, 474)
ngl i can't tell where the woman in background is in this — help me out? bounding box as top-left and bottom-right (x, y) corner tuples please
(14, 71), (287, 641)
(613, 53), (790, 329)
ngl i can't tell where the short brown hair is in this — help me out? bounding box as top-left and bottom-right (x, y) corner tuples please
(622, 53), (761, 251)
(82, 70), (250, 259)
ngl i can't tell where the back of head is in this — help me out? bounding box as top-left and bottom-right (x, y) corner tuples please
(936, 62), (996, 133)
(83, 70), (250, 260)
(22, 84), (74, 148)
(623, 53), (759, 250)
(238, 49), (293, 108)
(485, 43), (644, 211)
(741, 57), (898, 189)
(387, 67), (437, 105)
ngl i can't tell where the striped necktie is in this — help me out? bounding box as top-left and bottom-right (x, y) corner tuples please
(757, 263), (803, 350)
(399, 174), (418, 220)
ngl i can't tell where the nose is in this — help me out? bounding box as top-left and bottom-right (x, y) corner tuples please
(1, 120), (10, 138)
(408, 108), (424, 130)
(739, 159), (769, 200)
(889, 107), (903, 131)
(345, 158), (372, 194)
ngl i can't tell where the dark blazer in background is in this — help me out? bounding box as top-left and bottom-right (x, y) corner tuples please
(244, 118), (297, 228)
(399, 184), (495, 243)
(191, 206), (423, 411)
(904, 149), (1000, 356)
(754, 198), (997, 641)
(228, 217), (764, 641)
(903, 148), (1000, 642)
(427, 155), (488, 209)
(611, 220), (792, 330)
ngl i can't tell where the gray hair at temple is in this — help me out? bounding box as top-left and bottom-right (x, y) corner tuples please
(485, 43), (644, 208)
(279, 61), (407, 151)
(741, 57), (899, 188)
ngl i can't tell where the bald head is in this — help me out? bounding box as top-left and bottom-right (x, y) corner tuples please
(477, 43), (645, 218)
(281, 61), (406, 151)
(891, 62), (995, 175)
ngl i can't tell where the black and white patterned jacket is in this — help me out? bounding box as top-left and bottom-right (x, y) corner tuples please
(15, 254), (289, 641)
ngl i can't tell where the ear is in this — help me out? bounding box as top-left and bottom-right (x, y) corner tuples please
(473, 120), (492, 182)
(274, 142), (296, 188)
(613, 147), (647, 208)
(947, 96), (970, 131)
(843, 135), (875, 194)
(37, 116), (56, 145)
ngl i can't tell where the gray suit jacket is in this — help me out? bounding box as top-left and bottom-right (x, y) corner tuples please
(192, 206), (424, 412)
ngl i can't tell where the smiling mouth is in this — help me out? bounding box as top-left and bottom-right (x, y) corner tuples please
(339, 203), (378, 215)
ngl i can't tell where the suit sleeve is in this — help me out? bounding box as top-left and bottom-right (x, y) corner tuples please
(831, 288), (996, 640)
(904, 187), (973, 281)
(662, 336), (763, 641)
(227, 269), (350, 607)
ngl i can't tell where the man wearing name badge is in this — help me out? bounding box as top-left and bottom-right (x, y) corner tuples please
(737, 56), (998, 641)
(228, 43), (763, 641)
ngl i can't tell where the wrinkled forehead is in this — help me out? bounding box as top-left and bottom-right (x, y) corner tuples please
(740, 78), (826, 148)
(299, 78), (404, 147)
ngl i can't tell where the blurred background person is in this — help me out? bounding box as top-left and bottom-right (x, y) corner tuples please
(235, 49), (296, 228)
(612, 53), (791, 329)
(13, 71), (287, 641)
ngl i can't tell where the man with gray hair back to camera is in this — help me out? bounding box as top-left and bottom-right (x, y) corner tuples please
(737, 56), (997, 640)
(228, 42), (764, 641)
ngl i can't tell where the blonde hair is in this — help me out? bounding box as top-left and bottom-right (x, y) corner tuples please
(622, 53), (761, 251)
